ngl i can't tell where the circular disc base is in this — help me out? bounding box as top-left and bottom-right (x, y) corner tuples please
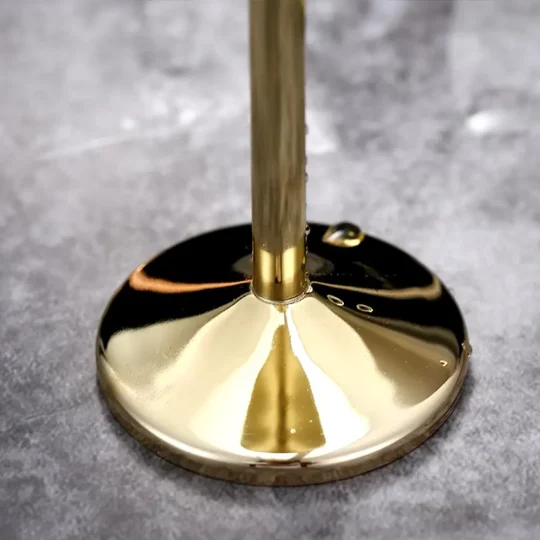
(97, 223), (470, 485)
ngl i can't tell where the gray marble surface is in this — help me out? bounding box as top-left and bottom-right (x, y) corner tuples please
(1, 0), (540, 539)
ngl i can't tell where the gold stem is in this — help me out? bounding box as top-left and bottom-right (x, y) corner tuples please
(250, 0), (307, 302)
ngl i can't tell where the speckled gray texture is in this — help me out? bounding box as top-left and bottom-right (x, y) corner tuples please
(1, 0), (540, 539)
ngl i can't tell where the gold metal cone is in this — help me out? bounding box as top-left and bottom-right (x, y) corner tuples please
(241, 316), (326, 453)
(97, 223), (470, 485)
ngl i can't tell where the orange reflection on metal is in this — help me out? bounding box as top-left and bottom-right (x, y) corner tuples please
(129, 265), (250, 294)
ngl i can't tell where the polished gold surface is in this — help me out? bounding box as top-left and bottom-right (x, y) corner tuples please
(97, 223), (470, 485)
(252, 245), (307, 303)
(250, 0), (306, 301)
(241, 308), (326, 453)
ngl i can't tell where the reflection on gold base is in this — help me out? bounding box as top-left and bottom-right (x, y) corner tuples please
(97, 223), (470, 485)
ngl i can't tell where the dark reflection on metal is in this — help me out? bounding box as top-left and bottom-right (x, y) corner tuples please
(312, 277), (442, 301)
(101, 223), (466, 351)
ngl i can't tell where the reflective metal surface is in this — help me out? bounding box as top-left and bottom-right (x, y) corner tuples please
(97, 223), (470, 485)
(250, 0), (307, 301)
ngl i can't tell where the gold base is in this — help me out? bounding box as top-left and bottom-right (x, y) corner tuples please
(97, 223), (470, 485)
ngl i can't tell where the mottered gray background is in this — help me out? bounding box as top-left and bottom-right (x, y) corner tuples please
(1, 0), (540, 539)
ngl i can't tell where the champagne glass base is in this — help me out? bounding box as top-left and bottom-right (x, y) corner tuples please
(97, 223), (470, 486)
